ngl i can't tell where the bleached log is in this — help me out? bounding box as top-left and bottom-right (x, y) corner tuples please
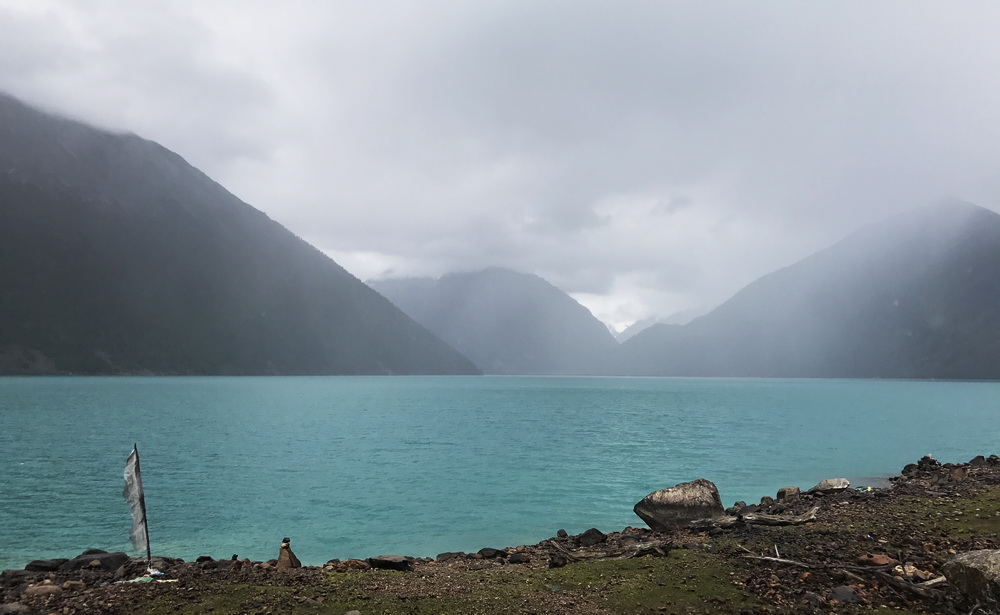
(689, 506), (820, 530)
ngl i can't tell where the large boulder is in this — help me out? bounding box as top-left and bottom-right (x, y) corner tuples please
(776, 486), (800, 501)
(633, 478), (724, 531)
(367, 555), (413, 572)
(24, 559), (68, 572)
(943, 550), (1000, 605)
(578, 528), (606, 547)
(59, 551), (129, 571)
(808, 478), (850, 494)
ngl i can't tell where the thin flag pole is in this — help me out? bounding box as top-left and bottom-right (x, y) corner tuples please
(123, 443), (152, 566)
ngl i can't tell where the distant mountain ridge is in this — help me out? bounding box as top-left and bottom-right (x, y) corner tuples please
(5, 93), (998, 379)
(373, 202), (1000, 379)
(620, 201), (1000, 378)
(370, 268), (619, 375)
(0, 92), (479, 375)
(614, 308), (706, 343)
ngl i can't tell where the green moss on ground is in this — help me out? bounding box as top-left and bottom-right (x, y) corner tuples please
(135, 551), (757, 615)
(541, 551), (756, 613)
(127, 485), (1000, 614)
(897, 486), (1000, 538)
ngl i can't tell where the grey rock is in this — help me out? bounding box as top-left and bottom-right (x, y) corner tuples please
(633, 478), (724, 531)
(477, 548), (506, 559)
(435, 552), (465, 562)
(23, 559), (67, 572)
(345, 611), (362, 615)
(0, 603), (33, 614)
(555, 529), (568, 538)
(942, 549), (1000, 605)
(508, 552), (530, 564)
(830, 585), (859, 604)
(21, 585), (61, 597)
(808, 478), (850, 493)
(917, 454), (940, 469)
(0, 571), (36, 588)
(800, 591), (826, 607)
(776, 486), (800, 501)
(59, 551), (129, 571)
(367, 555), (413, 572)
(578, 528), (606, 547)
(969, 455), (988, 467)
(548, 553), (570, 569)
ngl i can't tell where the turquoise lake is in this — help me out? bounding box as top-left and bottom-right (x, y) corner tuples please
(1, 376), (998, 570)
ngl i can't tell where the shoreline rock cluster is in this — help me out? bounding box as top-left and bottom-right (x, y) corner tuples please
(3, 453), (999, 614)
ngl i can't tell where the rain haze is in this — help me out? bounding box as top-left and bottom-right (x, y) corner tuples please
(2, 1), (999, 331)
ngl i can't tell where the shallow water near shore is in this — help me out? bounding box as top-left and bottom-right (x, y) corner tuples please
(2, 376), (998, 570)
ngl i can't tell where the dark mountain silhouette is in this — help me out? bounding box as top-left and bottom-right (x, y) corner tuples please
(370, 268), (619, 374)
(620, 201), (1000, 378)
(0, 92), (478, 375)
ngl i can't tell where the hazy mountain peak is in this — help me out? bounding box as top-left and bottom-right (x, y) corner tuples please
(371, 267), (619, 374)
(0, 92), (478, 375)
(621, 201), (1000, 378)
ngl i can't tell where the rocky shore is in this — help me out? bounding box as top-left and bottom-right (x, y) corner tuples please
(3, 454), (999, 614)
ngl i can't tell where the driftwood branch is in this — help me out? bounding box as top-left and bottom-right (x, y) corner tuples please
(690, 506), (820, 530)
(742, 554), (906, 577)
(546, 539), (672, 562)
(547, 540), (579, 561)
(742, 555), (813, 568)
(875, 571), (945, 600)
(743, 506), (820, 526)
(620, 541), (672, 559)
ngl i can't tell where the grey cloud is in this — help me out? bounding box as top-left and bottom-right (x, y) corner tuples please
(3, 1), (1000, 327)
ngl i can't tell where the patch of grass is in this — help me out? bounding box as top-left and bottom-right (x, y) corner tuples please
(541, 550), (757, 614)
(321, 568), (543, 614)
(324, 552), (755, 614)
(892, 486), (1000, 538)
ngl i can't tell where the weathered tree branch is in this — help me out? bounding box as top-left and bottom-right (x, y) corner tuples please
(546, 540), (672, 562)
(690, 506), (820, 530)
(875, 571), (945, 600)
(741, 554), (899, 573)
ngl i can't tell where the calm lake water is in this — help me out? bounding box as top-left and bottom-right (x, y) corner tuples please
(1, 376), (998, 570)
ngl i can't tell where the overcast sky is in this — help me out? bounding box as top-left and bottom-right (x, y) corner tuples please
(3, 1), (1000, 330)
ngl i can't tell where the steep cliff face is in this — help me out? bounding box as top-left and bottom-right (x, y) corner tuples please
(0, 93), (478, 375)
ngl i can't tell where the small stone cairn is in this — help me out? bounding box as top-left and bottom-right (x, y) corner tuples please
(275, 537), (301, 569)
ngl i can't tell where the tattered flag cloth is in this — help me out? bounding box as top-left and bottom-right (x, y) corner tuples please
(123, 444), (151, 561)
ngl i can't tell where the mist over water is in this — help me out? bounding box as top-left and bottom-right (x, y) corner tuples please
(2, 376), (998, 570)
